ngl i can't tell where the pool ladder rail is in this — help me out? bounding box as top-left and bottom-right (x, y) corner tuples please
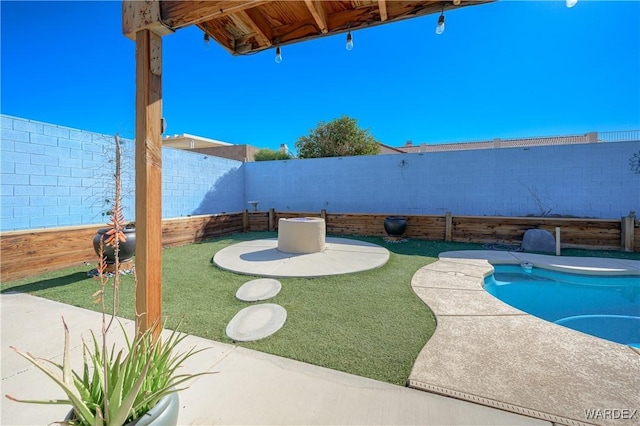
(520, 261), (534, 273)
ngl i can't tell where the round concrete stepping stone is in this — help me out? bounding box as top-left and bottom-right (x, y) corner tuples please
(236, 278), (282, 302)
(226, 304), (287, 342)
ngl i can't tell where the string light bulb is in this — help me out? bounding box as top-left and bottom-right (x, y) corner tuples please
(346, 30), (354, 51)
(435, 10), (445, 35)
(453, 0), (461, 5)
(275, 44), (283, 64)
(203, 33), (210, 48)
(566, 0), (578, 7)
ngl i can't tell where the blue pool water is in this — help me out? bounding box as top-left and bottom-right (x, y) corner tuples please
(484, 264), (640, 347)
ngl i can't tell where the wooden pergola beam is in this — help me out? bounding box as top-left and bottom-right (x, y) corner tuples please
(160, 0), (270, 30)
(378, 0), (388, 21)
(122, 0), (173, 39)
(304, 0), (328, 33)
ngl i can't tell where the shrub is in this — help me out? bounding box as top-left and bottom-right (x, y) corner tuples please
(295, 116), (381, 158)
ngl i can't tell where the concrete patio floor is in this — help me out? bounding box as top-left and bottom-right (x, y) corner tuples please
(408, 251), (640, 426)
(213, 237), (389, 277)
(1, 292), (546, 426)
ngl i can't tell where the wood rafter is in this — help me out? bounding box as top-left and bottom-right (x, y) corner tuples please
(161, 0), (270, 29)
(378, 0), (388, 21)
(304, 0), (328, 33)
(145, 1), (493, 54)
(237, 9), (272, 47)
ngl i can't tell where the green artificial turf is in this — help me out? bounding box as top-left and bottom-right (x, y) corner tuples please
(2, 232), (638, 385)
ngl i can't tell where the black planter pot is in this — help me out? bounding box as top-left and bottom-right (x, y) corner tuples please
(384, 216), (407, 237)
(93, 227), (136, 264)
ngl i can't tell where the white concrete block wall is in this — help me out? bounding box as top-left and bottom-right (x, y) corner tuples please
(1, 115), (244, 231)
(2, 114), (638, 232)
(1, 116), (105, 230)
(245, 141), (640, 219)
(162, 147), (243, 217)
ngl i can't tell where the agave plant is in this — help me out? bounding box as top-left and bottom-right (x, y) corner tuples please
(5, 135), (211, 425)
(7, 319), (207, 425)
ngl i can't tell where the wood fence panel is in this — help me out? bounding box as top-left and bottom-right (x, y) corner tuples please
(326, 213), (446, 240)
(326, 213), (388, 236)
(554, 219), (621, 250)
(161, 214), (243, 247)
(1, 214), (243, 282)
(1, 225), (104, 282)
(406, 215), (447, 240)
(451, 216), (621, 249)
(1, 212), (632, 283)
(451, 216), (541, 244)
(247, 212), (269, 232)
(202, 214), (243, 238)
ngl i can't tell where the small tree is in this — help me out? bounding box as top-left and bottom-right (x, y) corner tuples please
(254, 148), (293, 161)
(295, 116), (381, 158)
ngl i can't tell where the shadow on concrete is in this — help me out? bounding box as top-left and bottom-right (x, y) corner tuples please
(239, 248), (303, 262)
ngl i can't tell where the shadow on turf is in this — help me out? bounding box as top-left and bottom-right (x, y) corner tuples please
(1, 271), (89, 294)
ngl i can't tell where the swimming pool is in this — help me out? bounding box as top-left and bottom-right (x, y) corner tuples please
(484, 264), (640, 347)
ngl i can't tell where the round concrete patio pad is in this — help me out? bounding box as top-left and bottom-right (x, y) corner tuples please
(213, 237), (390, 278)
(236, 278), (282, 302)
(226, 303), (287, 342)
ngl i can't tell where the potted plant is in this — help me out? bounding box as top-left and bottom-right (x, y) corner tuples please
(5, 135), (209, 425)
(93, 223), (136, 265)
(7, 316), (204, 425)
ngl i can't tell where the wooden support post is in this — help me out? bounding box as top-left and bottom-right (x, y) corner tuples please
(445, 212), (452, 242)
(268, 208), (275, 232)
(321, 209), (327, 233)
(122, 0), (173, 40)
(134, 29), (163, 338)
(621, 213), (635, 252)
(242, 209), (249, 232)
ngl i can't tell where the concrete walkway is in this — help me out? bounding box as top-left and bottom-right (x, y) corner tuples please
(408, 251), (640, 426)
(1, 292), (547, 425)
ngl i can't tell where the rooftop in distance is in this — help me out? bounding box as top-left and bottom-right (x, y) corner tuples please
(163, 133), (233, 150)
(162, 129), (639, 161)
(383, 130), (640, 154)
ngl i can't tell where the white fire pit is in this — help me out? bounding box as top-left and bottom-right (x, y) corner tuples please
(277, 217), (326, 254)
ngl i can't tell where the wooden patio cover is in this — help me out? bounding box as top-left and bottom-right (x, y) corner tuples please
(121, 0), (494, 334)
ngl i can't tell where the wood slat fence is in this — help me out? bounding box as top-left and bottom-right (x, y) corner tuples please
(1, 214), (243, 282)
(1, 211), (636, 282)
(247, 210), (635, 251)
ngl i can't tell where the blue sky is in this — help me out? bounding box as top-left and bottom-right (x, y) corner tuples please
(2, 1), (639, 152)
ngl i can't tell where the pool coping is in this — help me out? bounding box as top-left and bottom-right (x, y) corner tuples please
(408, 251), (640, 426)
